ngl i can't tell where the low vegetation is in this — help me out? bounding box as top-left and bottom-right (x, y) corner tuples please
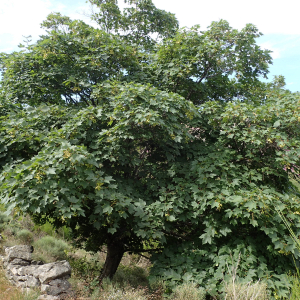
(1, 210), (300, 299)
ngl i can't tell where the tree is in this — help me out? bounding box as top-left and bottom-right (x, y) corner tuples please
(1, 1), (300, 297)
(150, 21), (272, 105)
(0, 82), (197, 281)
(88, 0), (179, 49)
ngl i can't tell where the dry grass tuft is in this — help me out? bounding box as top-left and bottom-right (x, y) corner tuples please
(0, 265), (40, 300)
(223, 254), (269, 300)
(91, 285), (147, 300)
(171, 282), (205, 300)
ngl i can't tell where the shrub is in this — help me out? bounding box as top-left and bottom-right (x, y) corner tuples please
(0, 212), (11, 231)
(16, 229), (33, 244)
(33, 236), (69, 262)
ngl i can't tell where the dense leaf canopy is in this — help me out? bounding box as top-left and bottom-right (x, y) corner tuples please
(0, 0), (300, 297)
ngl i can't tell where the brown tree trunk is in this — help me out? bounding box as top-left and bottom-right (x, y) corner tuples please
(99, 236), (125, 282)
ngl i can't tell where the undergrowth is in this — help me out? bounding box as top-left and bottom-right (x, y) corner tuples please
(1, 210), (300, 299)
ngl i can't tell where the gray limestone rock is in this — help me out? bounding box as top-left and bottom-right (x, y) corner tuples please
(1, 244), (73, 300)
(26, 275), (41, 287)
(5, 245), (33, 262)
(10, 258), (31, 266)
(46, 279), (71, 296)
(34, 261), (71, 284)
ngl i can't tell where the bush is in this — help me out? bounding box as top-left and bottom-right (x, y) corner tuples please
(33, 236), (69, 262)
(0, 212), (11, 231)
(16, 229), (33, 244)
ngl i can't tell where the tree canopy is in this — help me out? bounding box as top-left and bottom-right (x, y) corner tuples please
(0, 0), (300, 297)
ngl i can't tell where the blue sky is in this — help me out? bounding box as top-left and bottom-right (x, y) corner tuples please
(0, 0), (299, 92)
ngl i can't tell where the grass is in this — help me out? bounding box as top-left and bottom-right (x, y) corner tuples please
(289, 275), (300, 300)
(0, 265), (40, 300)
(33, 235), (69, 262)
(1, 210), (300, 299)
(172, 282), (205, 300)
(90, 281), (147, 300)
(222, 253), (269, 300)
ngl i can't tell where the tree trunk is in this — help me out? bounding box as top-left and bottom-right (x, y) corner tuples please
(99, 236), (125, 282)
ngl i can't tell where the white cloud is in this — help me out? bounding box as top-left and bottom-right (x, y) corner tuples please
(0, 0), (94, 52)
(258, 42), (281, 59)
(152, 0), (300, 35)
(0, 0), (52, 37)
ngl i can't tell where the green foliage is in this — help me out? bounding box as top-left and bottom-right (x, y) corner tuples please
(16, 229), (33, 245)
(148, 91), (300, 297)
(0, 0), (300, 296)
(0, 212), (11, 231)
(68, 253), (103, 280)
(88, 0), (179, 49)
(152, 21), (272, 105)
(34, 222), (55, 236)
(0, 82), (196, 255)
(33, 236), (69, 262)
(33, 220), (71, 240)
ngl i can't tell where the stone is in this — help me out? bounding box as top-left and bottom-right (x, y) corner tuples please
(32, 260), (44, 265)
(1, 244), (73, 300)
(26, 275), (41, 287)
(9, 266), (22, 276)
(41, 284), (51, 292)
(35, 261), (71, 284)
(18, 265), (39, 276)
(5, 245), (33, 262)
(46, 279), (71, 296)
(10, 258), (31, 266)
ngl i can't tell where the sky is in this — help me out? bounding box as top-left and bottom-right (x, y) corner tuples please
(0, 0), (299, 92)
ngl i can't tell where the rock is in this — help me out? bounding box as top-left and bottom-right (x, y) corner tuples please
(1, 245), (73, 300)
(34, 261), (71, 283)
(26, 275), (41, 287)
(17, 265), (37, 276)
(49, 279), (71, 295)
(10, 258), (31, 266)
(5, 245), (33, 262)
(41, 278), (72, 296)
(32, 260), (44, 265)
